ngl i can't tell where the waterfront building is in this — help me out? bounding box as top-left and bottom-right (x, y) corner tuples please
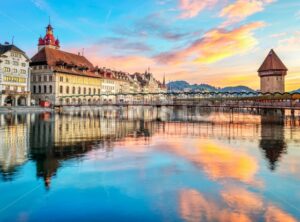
(0, 43), (31, 106)
(97, 68), (117, 103)
(131, 71), (167, 103)
(30, 23), (102, 106)
(258, 49), (288, 93)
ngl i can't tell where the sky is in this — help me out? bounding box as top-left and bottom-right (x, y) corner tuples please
(0, 0), (300, 90)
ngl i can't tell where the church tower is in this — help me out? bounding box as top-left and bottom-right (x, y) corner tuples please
(258, 49), (288, 93)
(38, 23), (60, 51)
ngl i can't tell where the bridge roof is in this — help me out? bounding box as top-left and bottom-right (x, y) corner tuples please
(258, 49), (288, 72)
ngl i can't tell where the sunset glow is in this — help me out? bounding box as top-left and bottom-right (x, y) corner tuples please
(1, 0), (299, 90)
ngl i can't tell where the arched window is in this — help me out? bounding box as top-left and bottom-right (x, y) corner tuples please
(66, 86), (70, 94)
(60, 86), (63, 94)
(89, 88), (91, 95)
(78, 87), (81, 94)
(93, 88), (96, 94)
(72, 87), (76, 94)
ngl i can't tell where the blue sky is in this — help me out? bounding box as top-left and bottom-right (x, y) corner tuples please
(1, 0), (300, 90)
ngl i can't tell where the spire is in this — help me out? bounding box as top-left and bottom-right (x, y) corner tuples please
(163, 74), (166, 87)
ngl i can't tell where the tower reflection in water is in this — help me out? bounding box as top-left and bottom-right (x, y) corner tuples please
(259, 110), (287, 171)
(0, 107), (294, 189)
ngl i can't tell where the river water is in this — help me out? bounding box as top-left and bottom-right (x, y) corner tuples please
(0, 107), (299, 222)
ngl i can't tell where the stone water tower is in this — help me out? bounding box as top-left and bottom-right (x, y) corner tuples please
(258, 49), (288, 93)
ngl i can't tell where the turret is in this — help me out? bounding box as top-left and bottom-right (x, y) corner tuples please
(38, 23), (60, 51)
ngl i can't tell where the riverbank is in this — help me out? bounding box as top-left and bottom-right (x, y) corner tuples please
(0, 106), (53, 114)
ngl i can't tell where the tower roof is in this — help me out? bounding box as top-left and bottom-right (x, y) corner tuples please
(38, 23), (60, 49)
(258, 49), (288, 72)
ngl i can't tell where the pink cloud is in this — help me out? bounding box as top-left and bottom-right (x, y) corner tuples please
(220, 0), (275, 25)
(178, 0), (219, 19)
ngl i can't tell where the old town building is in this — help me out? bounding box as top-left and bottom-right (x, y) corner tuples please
(30, 23), (102, 106)
(30, 23), (167, 106)
(258, 49), (288, 94)
(0, 43), (31, 106)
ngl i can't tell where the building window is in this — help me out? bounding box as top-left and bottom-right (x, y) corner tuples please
(49, 76), (53, 82)
(93, 88), (96, 94)
(38, 85), (42, 94)
(49, 85), (53, 94)
(33, 85), (36, 94)
(66, 86), (70, 94)
(21, 63), (26, 67)
(72, 87), (75, 94)
(39, 76), (42, 82)
(44, 85), (47, 94)
(44, 76), (48, 82)
(13, 61), (19, 66)
(20, 69), (26, 74)
(5, 60), (10, 64)
(98, 89), (100, 94)
(84, 88), (86, 94)
(60, 76), (63, 82)
(78, 87), (81, 94)
(12, 68), (17, 73)
(4, 67), (10, 72)
(60, 86), (63, 94)
(89, 88), (91, 95)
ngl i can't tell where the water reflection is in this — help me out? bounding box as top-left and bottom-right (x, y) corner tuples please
(0, 108), (296, 186)
(0, 107), (299, 221)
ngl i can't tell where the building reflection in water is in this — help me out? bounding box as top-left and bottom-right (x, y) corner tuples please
(0, 107), (296, 188)
(0, 114), (30, 180)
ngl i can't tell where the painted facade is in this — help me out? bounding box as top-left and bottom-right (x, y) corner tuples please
(0, 44), (31, 106)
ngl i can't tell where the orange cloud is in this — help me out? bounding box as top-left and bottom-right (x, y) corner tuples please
(220, 0), (275, 25)
(221, 188), (264, 212)
(179, 189), (252, 222)
(179, 189), (298, 222)
(265, 205), (297, 222)
(195, 142), (258, 183)
(162, 140), (259, 184)
(156, 22), (265, 65)
(178, 0), (218, 19)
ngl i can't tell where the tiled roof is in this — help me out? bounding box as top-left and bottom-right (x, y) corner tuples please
(0, 44), (29, 59)
(258, 49), (288, 72)
(31, 47), (94, 69)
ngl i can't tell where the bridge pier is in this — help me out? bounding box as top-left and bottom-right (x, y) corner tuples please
(260, 108), (285, 124)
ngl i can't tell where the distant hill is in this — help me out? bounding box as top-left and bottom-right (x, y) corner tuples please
(292, 89), (300, 93)
(167, 81), (255, 93)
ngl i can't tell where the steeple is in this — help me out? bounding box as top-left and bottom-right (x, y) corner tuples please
(38, 21), (60, 51)
(163, 74), (166, 87)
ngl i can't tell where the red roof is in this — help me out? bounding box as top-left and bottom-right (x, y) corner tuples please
(258, 49), (288, 72)
(30, 47), (102, 78)
(31, 47), (94, 69)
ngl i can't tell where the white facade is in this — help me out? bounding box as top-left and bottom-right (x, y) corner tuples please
(0, 44), (31, 106)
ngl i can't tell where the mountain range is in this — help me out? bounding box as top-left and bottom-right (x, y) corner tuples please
(167, 81), (256, 93)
